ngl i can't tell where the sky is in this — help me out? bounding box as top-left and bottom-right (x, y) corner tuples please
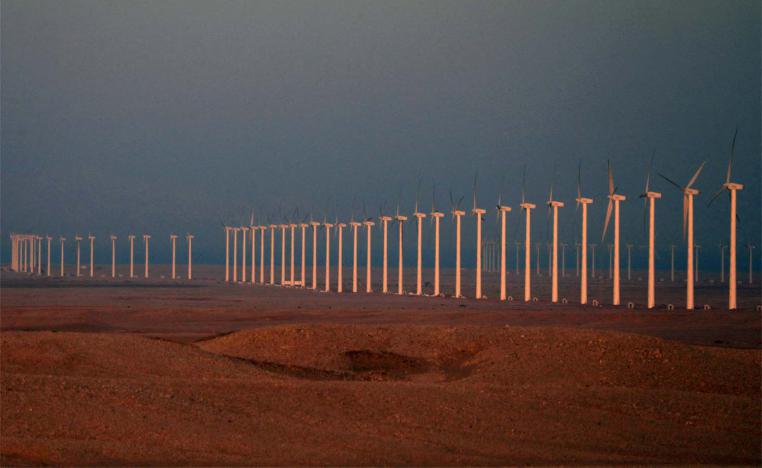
(2, 0), (760, 269)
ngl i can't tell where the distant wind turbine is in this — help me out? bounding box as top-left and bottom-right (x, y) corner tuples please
(707, 128), (744, 310)
(639, 153), (661, 309)
(602, 161), (626, 305)
(450, 191), (466, 298)
(143, 234), (151, 278)
(59, 236), (66, 277)
(659, 160), (705, 310)
(519, 168), (536, 302)
(430, 186), (445, 296)
(170, 234), (178, 279)
(128, 235), (135, 278)
(186, 234), (194, 280)
(546, 182), (564, 303)
(471, 174), (486, 299)
(110, 235), (117, 278)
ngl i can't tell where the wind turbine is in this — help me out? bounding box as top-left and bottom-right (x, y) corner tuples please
(110, 235), (117, 278)
(224, 226), (231, 282)
(143, 234), (151, 278)
(186, 234), (194, 280)
(471, 174), (486, 299)
(59, 236), (65, 277)
(350, 216), (362, 293)
(496, 191), (512, 301)
(363, 216), (375, 293)
(430, 186), (445, 296)
(310, 220), (320, 289)
(259, 224), (265, 284)
(240, 226), (248, 283)
(128, 235), (135, 278)
(75, 234), (82, 277)
(37, 236), (42, 275)
(269, 223), (277, 285)
(279, 223), (287, 285)
(519, 168), (536, 302)
(379, 205), (392, 293)
(289, 221), (297, 286)
(394, 205), (407, 295)
(707, 128), (744, 309)
(546, 183), (564, 303)
(299, 221), (308, 287)
(46, 235), (52, 277)
(232, 227), (239, 282)
(602, 161), (626, 305)
(250, 220), (257, 284)
(639, 154), (661, 309)
(323, 219), (333, 292)
(170, 234), (178, 279)
(337, 220), (346, 293)
(451, 191), (466, 298)
(413, 189), (427, 296)
(659, 160), (705, 310)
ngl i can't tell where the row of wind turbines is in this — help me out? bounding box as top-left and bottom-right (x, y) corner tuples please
(9, 233), (195, 280)
(224, 132), (749, 310)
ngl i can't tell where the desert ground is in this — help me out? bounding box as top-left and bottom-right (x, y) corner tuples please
(1, 264), (760, 465)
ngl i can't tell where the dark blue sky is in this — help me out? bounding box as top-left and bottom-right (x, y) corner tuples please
(2, 0), (760, 267)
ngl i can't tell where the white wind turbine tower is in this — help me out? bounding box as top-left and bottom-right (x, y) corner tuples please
(240, 225), (248, 283)
(259, 223), (265, 284)
(364, 216), (375, 293)
(59, 236), (66, 277)
(170, 234), (178, 279)
(224, 226), (231, 282)
(496, 191), (512, 301)
(289, 221), (297, 286)
(638, 154), (661, 309)
(279, 223), (287, 285)
(75, 234), (83, 277)
(186, 234), (194, 280)
(128, 235), (135, 278)
(350, 217), (362, 293)
(430, 187), (445, 297)
(110, 235), (117, 278)
(310, 219), (320, 289)
(450, 191), (466, 298)
(378, 204), (393, 293)
(143, 234), (151, 278)
(707, 128), (743, 310)
(519, 168), (536, 302)
(601, 161), (627, 306)
(323, 218), (333, 292)
(394, 205), (407, 295)
(299, 221), (308, 287)
(546, 183), (564, 303)
(659, 161), (705, 310)
(250, 215), (257, 283)
(413, 186), (427, 296)
(36, 236), (42, 275)
(232, 227), (240, 282)
(269, 223), (277, 285)
(46, 235), (52, 277)
(471, 175), (486, 299)
(337, 220), (346, 293)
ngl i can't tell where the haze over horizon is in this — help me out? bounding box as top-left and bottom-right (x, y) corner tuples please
(2, 0), (760, 268)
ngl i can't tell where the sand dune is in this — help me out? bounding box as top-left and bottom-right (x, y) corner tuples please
(2, 325), (759, 465)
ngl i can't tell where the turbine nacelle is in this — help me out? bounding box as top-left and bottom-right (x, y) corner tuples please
(724, 182), (744, 191)
(430, 211), (445, 218)
(575, 197), (593, 205)
(413, 212), (427, 219)
(547, 201), (564, 208)
(644, 191), (662, 199)
(497, 205), (512, 213)
(608, 194), (627, 202)
(519, 203), (536, 210)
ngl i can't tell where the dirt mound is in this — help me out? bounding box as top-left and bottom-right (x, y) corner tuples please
(1, 332), (271, 380)
(198, 325), (760, 393)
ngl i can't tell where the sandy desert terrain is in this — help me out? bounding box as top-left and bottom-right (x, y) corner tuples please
(1, 266), (760, 465)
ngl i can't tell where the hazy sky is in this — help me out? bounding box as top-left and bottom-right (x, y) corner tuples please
(2, 0), (760, 267)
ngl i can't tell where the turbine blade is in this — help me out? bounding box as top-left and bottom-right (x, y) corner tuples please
(682, 194), (687, 240)
(521, 165), (527, 204)
(707, 186), (725, 207)
(607, 160), (614, 195)
(602, 199), (613, 241)
(686, 161), (705, 189)
(727, 126), (737, 183)
(658, 172), (682, 191)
